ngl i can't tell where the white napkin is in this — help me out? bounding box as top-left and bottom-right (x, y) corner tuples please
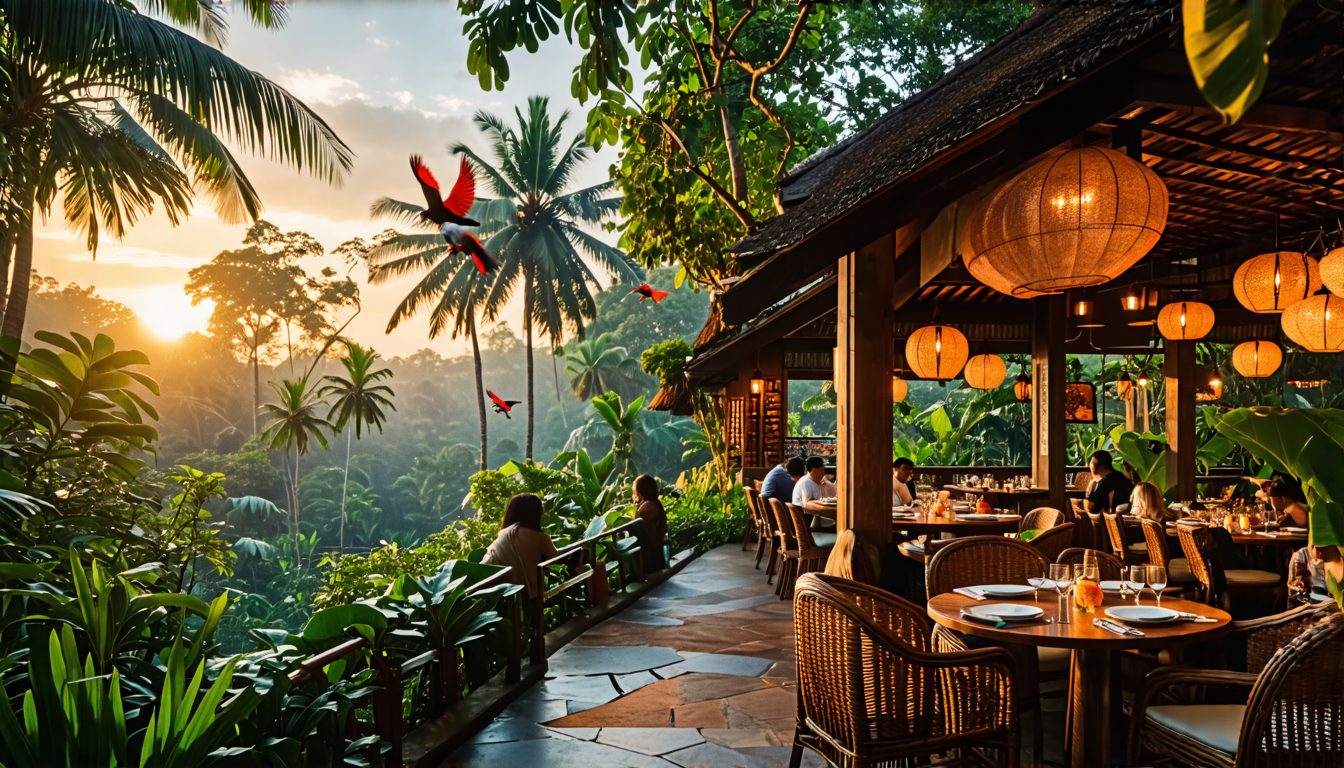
(954, 587), (986, 600)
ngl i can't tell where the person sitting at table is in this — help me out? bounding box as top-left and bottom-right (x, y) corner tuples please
(762, 457), (806, 505)
(1289, 541), (1338, 601)
(793, 456), (837, 528)
(892, 457), (917, 507)
(1084, 450), (1133, 514)
(632, 474), (668, 571)
(1130, 481), (1178, 523)
(1265, 476), (1310, 527)
(483, 493), (559, 601)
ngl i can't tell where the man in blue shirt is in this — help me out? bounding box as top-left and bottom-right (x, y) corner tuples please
(761, 457), (806, 504)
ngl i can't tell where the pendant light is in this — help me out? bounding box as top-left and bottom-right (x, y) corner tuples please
(1136, 369), (1150, 389)
(1116, 370), (1134, 401)
(905, 323), (969, 380)
(1281, 293), (1344, 352)
(1321, 246), (1344, 297)
(961, 147), (1169, 296)
(1013, 367), (1032, 402)
(1156, 301), (1216, 341)
(963, 354), (1007, 389)
(1230, 340), (1282, 378)
(891, 376), (908, 404)
(1232, 251), (1321, 313)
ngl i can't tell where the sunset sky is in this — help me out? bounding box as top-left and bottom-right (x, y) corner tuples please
(35, 0), (620, 356)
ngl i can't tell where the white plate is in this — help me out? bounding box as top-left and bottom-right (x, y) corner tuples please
(1105, 605), (1180, 624)
(1099, 580), (1125, 593)
(817, 498), (838, 506)
(975, 583), (1036, 598)
(958, 513), (1000, 521)
(996, 514), (1022, 520)
(1283, 526), (1308, 534)
(964, 603), (1043, 622)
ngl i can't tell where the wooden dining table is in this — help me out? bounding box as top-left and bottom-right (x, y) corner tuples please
(944, 484), (1052, 513)
(928, 591), (1231, 768)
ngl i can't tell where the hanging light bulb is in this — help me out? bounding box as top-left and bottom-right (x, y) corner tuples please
(1121, 287), (1143, 312)
(1136, 369), (1150, 389)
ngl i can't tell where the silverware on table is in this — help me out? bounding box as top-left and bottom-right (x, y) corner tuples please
(1093, 618), (1144, 637)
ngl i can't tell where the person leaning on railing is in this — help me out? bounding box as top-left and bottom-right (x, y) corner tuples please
(633, 474), (667, 572)
(483, 494), (559, 601)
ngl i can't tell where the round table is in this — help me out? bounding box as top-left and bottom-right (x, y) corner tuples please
(1228, 531), (1308, 547)
(945, 484), (1052, 513)
(891, 509), (1021, 536)
(928, 591), (1231, 767)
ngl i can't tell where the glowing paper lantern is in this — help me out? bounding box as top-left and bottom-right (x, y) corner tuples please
(905, 325), (969, 380)
(1014, 372), (1031, 401)
(891, 377), (908, 403)
(1156, 301), (1215, 341)
(1230, 340), (1282, 378)
(1232, 252), (1321, 313)
(1281, 294), (1344, 352)
(1116, 371), (1134, 401)
(962, 354), (1007, 389)
(1320, 246), (1344, 297)
(961, 147), (1168, 297)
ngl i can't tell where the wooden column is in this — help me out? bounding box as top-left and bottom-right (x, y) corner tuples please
(836, 233), (896, 545)
(1165, 341), (1197, 500)
(1031, 295), (1067, 511)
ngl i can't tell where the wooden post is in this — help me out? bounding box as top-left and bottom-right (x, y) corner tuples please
(1165, 341), (1197, 500)
(1031, 296), (1067, 510)
(836, 233), (896, 545)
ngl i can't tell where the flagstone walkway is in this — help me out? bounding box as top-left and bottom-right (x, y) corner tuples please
(443, 544), (825, 767)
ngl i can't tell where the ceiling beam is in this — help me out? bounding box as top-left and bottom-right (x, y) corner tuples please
(1112, 118), (1344, 176)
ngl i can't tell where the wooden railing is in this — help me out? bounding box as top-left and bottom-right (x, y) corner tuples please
(288, 519), (661, 766)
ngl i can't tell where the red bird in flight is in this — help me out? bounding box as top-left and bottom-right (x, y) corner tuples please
(487, 389), (521, 419)
(409, 155), (497, 274)
(629, 284), (670, 303)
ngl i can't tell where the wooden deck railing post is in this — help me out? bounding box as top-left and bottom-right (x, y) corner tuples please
(370, 650), (404, 768)
(585, 542), (608, 606)
(505, 589), (523, 681)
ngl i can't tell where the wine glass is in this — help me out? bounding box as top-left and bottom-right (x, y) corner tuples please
(1027, 560), (1045, 600)
(1147, 565), (1167, 605)
(1049, 563), (1072, 623)
(1127, 565), (1147, 605)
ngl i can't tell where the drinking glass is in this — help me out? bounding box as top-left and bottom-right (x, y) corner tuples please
(1127, 565), (1147, 605)
(1026, 560), (1045, 600)
(1049, 563), (1072, 623)
(1147, 565), (1168, 605)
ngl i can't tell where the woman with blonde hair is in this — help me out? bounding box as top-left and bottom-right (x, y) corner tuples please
(1129, 481), (1177, 523)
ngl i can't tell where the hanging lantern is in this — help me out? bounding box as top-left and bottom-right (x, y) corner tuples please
(1230, 340), (1282, 378)
(1116, 371), (1134, 401)
(963, 354), (1006, 389)
(891, 376), (908, 403)
(749, 368), (765, 395)
(905, 324), (969, 380)
(1122, 286), (1159, 326)
(1156, 301), (1215, 341)
(1014, 372), (1032, 402)
(961, 147), (1168, 297)
(1321, 246), (1344, 297)
(1136, 370), (1150, 389)
(1281, 294), (1344, 352)
(1196, 369), (1223, 402)
(1232, 251), (1321, 313)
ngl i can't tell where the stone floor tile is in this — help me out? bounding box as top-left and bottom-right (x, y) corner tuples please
(503, 695), (569, 723)
(669, 698), (728, 729)
(739, 745), (828, 767)
(546, 645), (684, 676)
(613, 670), (658, 694)
(698, 728), (779, 749)
(566, 699), (607, 715)
(595, 727), (707, 756)
(546, 726), (600, 740)
(531, 674), (621, 704)
(466, 713), (554, 744)
(675, 652), (774, 677)
(663, 741), (778, 768)
(616, 610), (685, 627)
(446, 734), (678, 768)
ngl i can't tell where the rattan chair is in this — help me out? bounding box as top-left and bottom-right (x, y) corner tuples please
(767, 498), (800, 597)
(822, 529), (879, 585)
(1176, 524), (1280, 610)
(788, 503), (834, 587)
(1028, 522), (1074, 563)
(1104, 512), (1148, 565)
(743, 487), (772, 569)
(791, 573), (1020, 768)
(1129, 608), (1343, 768)
(1020, 506), (1063, 533)
(1138, 518), (1196, 589)
(1056, 547), (1124, 581)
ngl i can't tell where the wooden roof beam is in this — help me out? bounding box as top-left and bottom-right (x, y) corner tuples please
(1144, 148), (1344, 193)
(1132, 76), (1344, 137)
(1112, 118), (1344, 173)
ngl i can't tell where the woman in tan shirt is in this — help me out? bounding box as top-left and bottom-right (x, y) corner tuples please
(634, 474), (667, 571)
(482, 494), (559, 600)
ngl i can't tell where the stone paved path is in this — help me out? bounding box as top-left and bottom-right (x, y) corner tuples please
(444, 544), (825, 767)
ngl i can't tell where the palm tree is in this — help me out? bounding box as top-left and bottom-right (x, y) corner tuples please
(260, 376), (332, 545)
(365, 196), (515, 472)
(0, 0), (352, 338)
(318, 342), (395, 552)
(451, 96), (640, 460)
(564, 333), (646, 400)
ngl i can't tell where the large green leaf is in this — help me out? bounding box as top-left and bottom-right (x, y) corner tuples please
(302, 603), (389, 646)
(1182, 0), (1289, 124)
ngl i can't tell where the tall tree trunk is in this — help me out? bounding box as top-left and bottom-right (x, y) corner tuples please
(251, 348), (260, 435)
(291, 447), (302, 553)
(0, 232), (14, 318)
(551, 350), (569, 429)
(523, 261), (535, 461)
(720, 105), (748, 203)
(339, 429), (352, 553)
(470, 315), (488, 471)
(2, 211), (34, 340)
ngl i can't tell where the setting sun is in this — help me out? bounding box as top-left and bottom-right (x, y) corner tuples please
(118, 285), (213, 339)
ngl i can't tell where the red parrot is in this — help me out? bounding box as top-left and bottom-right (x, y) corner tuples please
(487, 389), (521, 418)
(409, 155), (497, 274)
(629, 284), (670, 303)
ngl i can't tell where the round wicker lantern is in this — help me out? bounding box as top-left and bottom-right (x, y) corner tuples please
(1231, 340), (1282, 378)
(961, 147), (1168, 297)
(1232, 251), (1321, 313)
(1013, 373), (1031, 402)
(1320, 246), (1344, 297)
(1281, 294), (1344, 352)
(1116, 371), (1134, 402)
(1156, 301), (1215, 341)
(905, 325), (968, 380)
(891, 377), (908, 403)
(963, 354), (1006, 389)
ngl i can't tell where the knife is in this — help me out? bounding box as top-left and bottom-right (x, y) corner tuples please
(1093, 618), (1144, 637)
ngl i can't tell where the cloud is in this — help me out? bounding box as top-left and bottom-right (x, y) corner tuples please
(62, 246), (209, 270)
(277, 68), (369, 106)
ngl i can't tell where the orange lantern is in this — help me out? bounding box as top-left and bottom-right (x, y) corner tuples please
(891, 376), (908, 403)
(1320, 246), (1344, 297)
(1230, 340), (1282, 378)
(961, 147), (1168, 297)
(905, 325), (969, 380)
(1156, 301), (1215, 341)
(1232, 252), (1321, 313)
(1281, 294), (1344, 352)
(963, 354), (1007, 389)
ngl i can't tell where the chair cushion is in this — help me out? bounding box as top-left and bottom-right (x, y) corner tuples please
(1128, 542), (1149, 552)
(1037, 645), (1070, 674)
(811, 532), (837, 549)
(1146, 704), (1244, 755)
(1227, 569), (1279, 587)
(1169, 557), (1195, 583)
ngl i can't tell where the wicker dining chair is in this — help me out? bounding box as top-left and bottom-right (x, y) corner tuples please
(1020, 506), (1063, 533)
(1104, 512), (1148, 565)
(1027, 522), (1074, 563)
(1176, 524), (1280, 610)
(822, 529), (879, 585)
(743, 486), (772, 569)
(1129, 608), (1343, 768)
(788, 503), (834, 586)
(1138, 518), (1196, 589)
(1056, 547), (1124, 581)
(791, 573), (1020, 768)
(767, 498), (801, 597)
